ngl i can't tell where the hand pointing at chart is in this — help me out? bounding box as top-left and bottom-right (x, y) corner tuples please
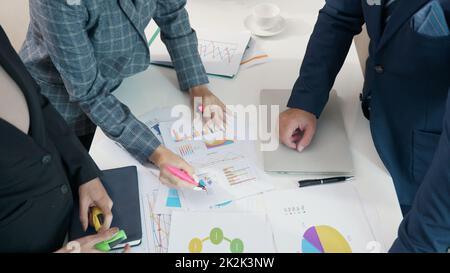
(150, 145), (197, 190)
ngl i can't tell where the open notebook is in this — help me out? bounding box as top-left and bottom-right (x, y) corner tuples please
(146, 22), (252, 78)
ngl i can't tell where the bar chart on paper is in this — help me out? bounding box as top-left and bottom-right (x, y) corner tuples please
(222, 161), (257, 186)
(166, 189), (182, 208)
(204, 139), (235, 149)
(176, 142), (205, 158)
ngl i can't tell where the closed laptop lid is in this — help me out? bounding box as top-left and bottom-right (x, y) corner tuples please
(261, 89), (354, 175)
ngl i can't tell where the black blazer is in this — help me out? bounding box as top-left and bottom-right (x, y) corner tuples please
(0, 26), (101, 252)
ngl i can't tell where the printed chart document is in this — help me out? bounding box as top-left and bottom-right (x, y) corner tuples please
(264, 183), (378, 253)
(168, 212), (275, 253)
(146, 22), (252, 77)
(153, 120), (273, 213)
(142, 185), (172, 253)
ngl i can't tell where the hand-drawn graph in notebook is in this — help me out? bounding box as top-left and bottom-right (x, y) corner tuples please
(146, 22), (251, 77)
(197, 39), (239, 64)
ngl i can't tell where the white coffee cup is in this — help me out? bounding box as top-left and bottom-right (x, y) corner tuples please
(253, 3), (281, 30)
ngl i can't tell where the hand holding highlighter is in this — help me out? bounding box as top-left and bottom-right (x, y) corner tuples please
(165, 165), (207, 191)
(90, 207), (127, 252)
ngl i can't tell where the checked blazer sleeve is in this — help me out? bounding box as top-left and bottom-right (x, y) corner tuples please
(29, 0), (161, 163)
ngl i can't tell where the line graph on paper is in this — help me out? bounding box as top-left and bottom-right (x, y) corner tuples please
(145, 192), (171, 253)
(198, 39), (238, 64)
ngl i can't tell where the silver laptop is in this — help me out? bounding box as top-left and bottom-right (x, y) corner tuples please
(261, 89), (354, 175)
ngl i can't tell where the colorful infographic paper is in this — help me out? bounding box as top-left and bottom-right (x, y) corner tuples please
(264, 183), (378, 253)
(168, 212), (275, 253)
(154, 120), (273, 213)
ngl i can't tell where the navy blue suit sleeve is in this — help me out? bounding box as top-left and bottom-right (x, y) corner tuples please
(390, 90), (450, 253)
(288, 0), (364, 117)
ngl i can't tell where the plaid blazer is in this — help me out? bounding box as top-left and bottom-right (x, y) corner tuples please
(20, 0), (209, 163)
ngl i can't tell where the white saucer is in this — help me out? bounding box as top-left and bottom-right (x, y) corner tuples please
(244, 15), (286, 37)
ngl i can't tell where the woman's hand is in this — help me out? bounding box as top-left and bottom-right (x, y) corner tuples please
(149, 145), (196, 190)
(56, 228), (131, 253)
(189, 85), (226, 131)
(79, 178), (113, 232)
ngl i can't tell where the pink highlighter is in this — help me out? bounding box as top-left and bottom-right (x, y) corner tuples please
(165, 165), (206, 191)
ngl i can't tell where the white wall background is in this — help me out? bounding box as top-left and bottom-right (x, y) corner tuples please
(0, 0), (30, 50)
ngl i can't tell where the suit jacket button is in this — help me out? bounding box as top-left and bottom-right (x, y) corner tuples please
(60, 185), (69, 195)
(42, 155), (52, 165)
(374, 65), (384, 74)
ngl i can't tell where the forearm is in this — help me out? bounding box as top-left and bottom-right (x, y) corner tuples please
(31, 0), (161, 163)
(77, 80), (162, 163)
(154, 0), (209, 91)
(288, 1), (364, 117)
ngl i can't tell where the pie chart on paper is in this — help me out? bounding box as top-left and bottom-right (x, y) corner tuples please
(301, 225), (352, 253)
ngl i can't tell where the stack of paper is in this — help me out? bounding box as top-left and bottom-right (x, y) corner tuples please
(117, 107), (379, 253)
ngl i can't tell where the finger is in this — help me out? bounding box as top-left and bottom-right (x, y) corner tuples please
(279, 121), (299, 150)
(79, 197), (91, 232)
(178, 160), (195, 176)
(290, 133), (302, 144)
(204, 118), (216, 134)
(97, 199), (114, 231)
(211, 106), (225, 131)
(290, 128), (302, 143)
(202, 104), (213, 119)
(159, 175), (176, 188)
(166, 173), (196, 190)
(224, 108), (234, 129)
(297, 124), (316, 152)
(90, 227), (120, 246)
(123, 244), (132, 253)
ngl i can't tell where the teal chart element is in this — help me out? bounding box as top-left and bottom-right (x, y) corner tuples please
(166, 189), (181, 208)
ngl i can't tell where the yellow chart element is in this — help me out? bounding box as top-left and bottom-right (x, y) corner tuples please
(315, 225), (352, 253)
(189, 238), (203, 253)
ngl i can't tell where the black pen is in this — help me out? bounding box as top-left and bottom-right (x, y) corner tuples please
(298, 176), (354, 188)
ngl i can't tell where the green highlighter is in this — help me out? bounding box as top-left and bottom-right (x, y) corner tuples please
(91, 207), (128, 252)
(95, 230), (128, 252)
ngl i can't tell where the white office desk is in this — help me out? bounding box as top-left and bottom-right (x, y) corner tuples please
(89, 0), (403, 252)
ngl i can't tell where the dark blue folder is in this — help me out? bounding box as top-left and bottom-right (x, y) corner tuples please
(69, 166), (142, 249)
